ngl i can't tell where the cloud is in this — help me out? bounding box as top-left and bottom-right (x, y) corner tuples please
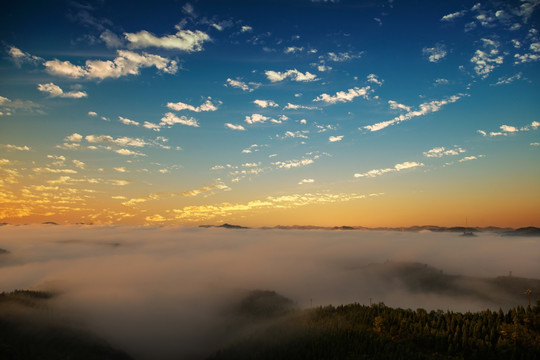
(37, 83), (88, 98)
(244, 114), (269, 124)
(225, 78), (260, 92)
(65, 133), (83, 142)
(298, 178), (315, 185)
(422, 44), (447, 63)
(72, 160), (85, 169)
(530, 142), (540, 147)
(253, 100), (278, 108)
(363, 94), (463, 132)
(85, 135), (148, 147)
(100, 30), (124, 48)
(284, 46), (304, 54)
(459, 155), (485, 162)
(143, 122), (161, 131)
(167, 99), (218, 112)
(44, 50), (178, 80)
(329, 135), (344, 142)
(423, 146), (466, 158)
(283, 103), (319, 110)
(240, 25), (253, 32)
(115, 149), (146, 157)
(272, 157), (315, 169)
(441, 10), (466, 21)
(265, 69), (318, 82)
(314, 86), (371, 104)
(119, 116), (140, 126)
(7, 46), (43, 66)
(88, 111), (97, 116)
(388, 100), (411, 112)
(500, 125), (519, 133)
(478, 121), (539, 137)
(224, 123), (245, 131)
(160, 112), (199, 127)
(0, 96), (42, 116)
(1, 144), (31, 151)
(354, 161), (424, 178)
(280, 131), (308, 139)
(366, 74), (383, 86)
(124, 28), (210, 52)
(470, 40), (503, 78)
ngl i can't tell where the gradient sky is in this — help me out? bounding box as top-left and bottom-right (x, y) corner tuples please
(1, 0), (539, 227)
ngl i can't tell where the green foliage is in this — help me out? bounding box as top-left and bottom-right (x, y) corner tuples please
(209, 302), (540, 359)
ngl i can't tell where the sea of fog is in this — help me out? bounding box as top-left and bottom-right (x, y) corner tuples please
(0, 225), (538, 359)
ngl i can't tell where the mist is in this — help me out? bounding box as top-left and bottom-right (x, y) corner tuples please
(1, 225), (538, 359)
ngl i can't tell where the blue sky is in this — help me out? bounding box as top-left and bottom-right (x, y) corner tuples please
(1, 0), (539, 226)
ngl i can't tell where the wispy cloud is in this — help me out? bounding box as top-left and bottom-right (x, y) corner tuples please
(224, 123), (245, 131)
(441, 10), (466, 21)
(265, 69), (318, 82)
(44, 50), (178, 80)
(314, 86), (372, 104)
(225, 78), (260, 92)
(363, 94), (463, 132)
(329, 135), (344, 142)
(283, 103), (319, 110)
(423, 146), (466, 158)
(1, 144), (31, 151)
(124, 27), (210, 52)
(354, 161), (424, 178)
(7, 46), (43, 66)
(167, 98), (219, 112)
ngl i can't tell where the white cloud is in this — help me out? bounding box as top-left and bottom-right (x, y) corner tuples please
(224, 123), (245, 131)
(1, 144), (30, 151)
(265, 69), (318, 82)
(314, 86), (371, 104)
(245, 113), (269, 124)
(225, 78), (260, 92)
(119, 116), (140, 126)
(298, 178), (315, 185)
(37, 83), (87, 98)
(388, 100), (411, 112)
(7, 46), (43, 66)
(283, 103), (319, 110)
(44, 50), (178, 80)
(329, 135), (344, 142)
(88, 111), (97, 116)
(423, 45), (447, 63)
(72, 160), (85, 169)
(124, 28), (210, 52)
(143, 121), (161, 131)
(282, 130), (308, 139)
(326, 52), (362, 62)
(423, 146), (466, 158)
(273, 158), (314, 169)
(500, 124), (519, 133)
(367, 74), (383, 86)
(84, 135), (148, 148)
(115, 149), (146, 157)
(459, 155), (484, 162)
(477, 130), (487, 136)
(284, 46), (304, 54)
(530, 142), (540, 147)
(240, 25), (252, 33)
(160, 112), (199, 127)
(100, 30), (124, 48)
(435, 78), (449, 86)
(470, 39), (503, 78)
(65, 133), (83, 142)
(363, 94), (463, 132)
(253, 99), (279, 108)
(167, 99), (218, 112)
(441, 10), (466, 21)
(354, 161), (424, 178)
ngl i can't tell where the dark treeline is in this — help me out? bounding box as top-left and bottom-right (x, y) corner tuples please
(210, 301), (540, 360)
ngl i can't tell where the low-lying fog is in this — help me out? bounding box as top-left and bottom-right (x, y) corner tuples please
(1, 226), (538, 359)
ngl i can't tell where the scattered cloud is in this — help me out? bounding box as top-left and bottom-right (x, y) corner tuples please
(272, 158), (315, 169)
(72, 160), (85, 169)
(65, 133), (83, 142)
(253, 99), (279, 108)
(363, 94), (464, 132)
(441, 10), (466, 21)
(470, 39), (503, 78)
(283, 103), (319, 110)
(459, 155), (485, 163)
(367, 74), (383, 86)
(160, 112), (199, 127)
(88, 111), (97, 116)
(423, 44), (447, 63)
(530, 142), (540, 147)
(225, 78), (260, 92)
(298, 178), (315, 185)
(167, 98), (219, 112)
(225, 123), (245, 131)
(44, 50), (178, 80)
(329, 135), (344, 142)
(477, 121), (539, 137)
(388, 100), (411, 112)
(245, 113), (269, 124)
(115, 149), (146, 157)
(354, 161), (424, 178)
(423, 146), (466, 158)
(7, 46), (43, 66)
(314, 86), (372, 104)
(1, 144), (31, 151)
(119, 116), (140, 126)
(124, 27), (210, 52)
(265, 69), (318, 82)
(240, 25), (252, 32)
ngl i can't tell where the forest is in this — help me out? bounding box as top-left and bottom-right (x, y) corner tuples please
(1, 289), (539, 359)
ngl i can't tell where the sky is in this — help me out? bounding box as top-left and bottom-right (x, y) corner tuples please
(1, 0), (539, 227)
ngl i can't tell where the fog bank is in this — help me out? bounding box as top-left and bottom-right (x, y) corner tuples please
(1, 226), (538, 359)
